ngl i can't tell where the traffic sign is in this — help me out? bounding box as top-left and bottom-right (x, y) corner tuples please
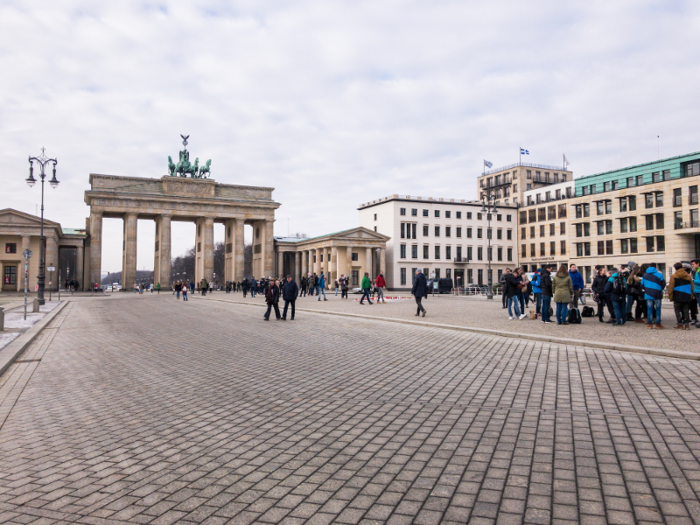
(23, 249), (32, 259)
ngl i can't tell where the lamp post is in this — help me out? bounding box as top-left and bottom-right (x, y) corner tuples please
(480, 190), (498, 300)
(27, 148), (59, 305)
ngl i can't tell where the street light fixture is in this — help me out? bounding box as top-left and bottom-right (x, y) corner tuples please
(27, 148), (59, 305)
(480, 190), (498, 300)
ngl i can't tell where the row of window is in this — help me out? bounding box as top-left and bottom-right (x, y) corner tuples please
(578, 162), (699, 196)
(399, 267), (493, 286)
(526, 187), (573, 206)
(399, 244), (514, 262)
(521, 222), (567, 239)
(397, 208), (513, 221)
(400, 223), (513, 240)
(519, 204), (568, 224)
(573, 209), (700, 236)
(480, 170), (568, 188)
(521, 241), (568, 258)
(573, 236), (666, 257)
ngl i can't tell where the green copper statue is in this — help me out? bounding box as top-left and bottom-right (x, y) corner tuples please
(169, 135), (211, 179)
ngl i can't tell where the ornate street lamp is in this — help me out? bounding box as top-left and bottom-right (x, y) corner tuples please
(27, 148), (59, 305)
(480, 190), (497, 300)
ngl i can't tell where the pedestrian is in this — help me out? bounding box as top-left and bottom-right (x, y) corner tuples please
(156, 282), (161, 294)
(553, 264), (573, 325)
(499, 269), (510, 308)
(200, 278), (208, 296)
(359, 272), (373, 305)
(683, 261), (699, 326)
(411, 269), (427, 317)
(669, 262), (695, 330)
(520, 269), (530, 309)
(318, 272), (328, 301)
(626, 264), (646, 323)
(375, 272), (387, 304)
(604, 267), (627, 326)
(540, 265), (553, 324)
(339, 274), (349, 299)
(568, 264), (584, 309)
(591, 267), (612, 323)
(334, 279), (339, 296)
(531, 268), (542, 315)
(263, 278), (281, 320)
(505, 268), (526, 320)
(692, 259), (700, 328)
(641, 262), (665, 329)
(182, 284), (188, 301)
(307, 273), (316, 296)
(281, 275), (299, 320)
(175, 280), (182, 299)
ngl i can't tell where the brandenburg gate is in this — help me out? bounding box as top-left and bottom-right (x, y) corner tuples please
(84, 138), (280, 290)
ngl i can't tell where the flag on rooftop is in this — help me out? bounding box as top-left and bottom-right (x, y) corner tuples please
(563, 154), (570, 167)
(520, 148), (529, 155)
(484, 160), (493, 168)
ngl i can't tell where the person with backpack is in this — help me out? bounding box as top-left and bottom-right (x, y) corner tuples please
(531, 269), (542, 315)
(626, 264), (646, 323)
(375, 272), (387, 304)
(553, 265), (573, 325)
(683, 261), (699, 326)
(604, 267), (627, 326)
(591, 267), (611, 323)
(540, 265), (554, 324)
(669, 262), (695, 330)
(317, 272), (328, 301)
(181, 284), (188, 301)
(641, 263), (665, 329)
(692, 260), (700, 328)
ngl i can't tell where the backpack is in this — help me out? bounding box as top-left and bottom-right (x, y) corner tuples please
(567, 308), (582, 324)
(581, 306), (595, 318)
(612, 274), (626, 296)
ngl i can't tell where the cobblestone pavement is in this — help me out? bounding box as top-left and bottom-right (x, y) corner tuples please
(1, 294), (700, 525)
(210, 290), (699, 353)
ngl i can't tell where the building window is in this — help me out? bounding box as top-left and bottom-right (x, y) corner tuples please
(520, 211), (527, 223)
(352, 252), (358, 261)
(446, 227), (451, 237)
(4, 265), (16, 285)
(690, 186), (698, 205)
(606, 220), (613, 234)
(636, 174), (644, 186)
(621, 239), (628, 254)
(374, 226), (377, 232)
(549, 223), (555, 236)
(550, 241), (556, 255)
(400, 244), (406, 258)
(400, 268), (407, 286)
(401, 223), (406, 239)
(604, 181), (610, 192)
(497, 229), (503, 240)
(411, 208), (418, 216)
(497, 247), (503, 261)
(560, 222), (566, 234)
(423, 245), (429, 259)
(530, 243), (536, 257)
(423, 225), (429, 236)
(656, 192), (663, 207)
(597, 222), (604, 236)
(456, 211), (461, 219)
(477, 213), (483, 220)
(684, 161), (700, 178)
(446, 246), (452, 260)
(630, 217), (637, 232)
(467, 228), (472, 238)
(521, 244), (527, 258)
(620, 198), (627, 212)
(656, 213), (664, 229)
(507, 229), (512, 240)
(597, 240), (604, 255)
(5, 243), (17, 254)
(412, 245), (418, 259)
(630, 238), (638, 253)
(620, 217), (628, 233)
(646, 215), (654, 230)
(467, 212), (472, 219)
(674, 188), (682, 207)
(423, 209), (429, 217)
(435, 210), (440, 218)
(507, 248), (513, 261)
(477, 228), (483, 239)
(656, 236), (665, 252)
(435, 226), (440, 237)
(675, 211), (683, 230)
(467, 246), (473, 260)
(507, 214), (512, 222)
(606, 240), (613, 254)
(445, 210), (451, 218)
(456, 227), (462, 238)
(538, 208), (546, 221)
(521, 227), (527, 239)
(597, 202), (604, 216)
(645, 194), (654, 209)
(646, 236), (655, 252)
(561, 241), (566, 255)
(434, 246), (440, 259)
(477, 247), (483, 261)
(399, 208), (406, 216)
(652, 171), (662, 183)
(497, 214), (502, 221)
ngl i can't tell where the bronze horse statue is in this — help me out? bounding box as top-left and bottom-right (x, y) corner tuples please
(198, 159), (211, 178)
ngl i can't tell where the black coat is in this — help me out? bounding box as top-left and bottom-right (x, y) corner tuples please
(504, 273), (521, 298)
(266, 285), (280, 304)
(411, 272), (428, 298)
(540, 270), (553, 297)
(591, 274), (607, 298)
(282, 280), (299, 301)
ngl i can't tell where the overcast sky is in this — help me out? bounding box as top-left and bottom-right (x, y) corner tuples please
(2, 0), (699, 275)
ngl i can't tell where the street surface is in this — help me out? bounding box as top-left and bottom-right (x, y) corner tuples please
(1, 293), (699, 524)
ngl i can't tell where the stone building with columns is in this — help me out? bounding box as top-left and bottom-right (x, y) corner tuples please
(84, 174), (280, 291)
(273, 228), (389, 288)
(0, 209), (87, 292)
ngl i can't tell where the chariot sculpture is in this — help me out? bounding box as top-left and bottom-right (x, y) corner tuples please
(168, 135), (211, 179)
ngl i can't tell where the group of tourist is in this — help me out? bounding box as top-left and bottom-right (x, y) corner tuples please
(502, 260), (699, 330)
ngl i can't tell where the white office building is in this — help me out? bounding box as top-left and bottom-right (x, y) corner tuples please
(358, 195), (519, 290)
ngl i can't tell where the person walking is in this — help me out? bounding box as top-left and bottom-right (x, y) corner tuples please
(669, 262), (695, 330)
(626, 265), (645, 323)
(174, 280), (182, 299)
(182, 284), (188, 301)
(540, 265), (553, 324)
(281, 275), (299, 320)
(375, 272), (387, 304)
(604, 267), (627, 326)
(263, 279), (282, 320)
(553, 264), (573, 325)
(519, 269), (530, 309)
(318, 272), (328, 301)
(531, 269), (542, 315)
(591, 267), (611, 323)
(241, 278), (249, 298)
(339, 274), (349, 299)
(505, 268), (526, 320)
(499, 269), (511, 308)
(641, 262), (665, 329)
(334, 279), (339, 296)
(156, 282), (161, 294)
(307, 273), (316, 297)
(359, 272), (373, 305)
(692, 259), (700, 327)
(200, 278), (208, 296)
(411, 269), (427, 317)
(683, 261), (699, 326)
(568, 264), (584, 309)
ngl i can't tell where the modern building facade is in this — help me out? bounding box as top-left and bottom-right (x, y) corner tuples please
(518, 180), (575, 273)
(477, 162), (573, 207)
(566, 151), (700, 284)
(358, 195), (518, 290)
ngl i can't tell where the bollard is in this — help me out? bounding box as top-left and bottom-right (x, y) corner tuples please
(0, 307), (4, 331)
(32, 297), (40, 313)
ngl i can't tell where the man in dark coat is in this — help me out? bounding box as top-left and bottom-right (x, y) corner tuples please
(281, 276), (299, 320)
(411, 269), (428, 317)
(264, 279), (281, 320)
(540, 265), (554, 323)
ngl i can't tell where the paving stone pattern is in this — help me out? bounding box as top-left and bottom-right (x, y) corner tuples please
(0, 295), (700, 524)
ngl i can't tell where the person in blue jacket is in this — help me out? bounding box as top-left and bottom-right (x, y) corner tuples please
(669, 262), (695, 330)
(568, 264), (585, 309)
(317, 272), (328, 301)
(604, 268), (627, 325)
(531, 269), (542, 315)
(641, 263), (666, 329)
(692, 259), (700, 327)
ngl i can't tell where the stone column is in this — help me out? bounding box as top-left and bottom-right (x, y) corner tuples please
(346, 246), (354, 285)
(46, 236), (58, 291)
(296, 252), (302, 283)
(365, 247), (373, 279)
(330, 247), (338, 288)
(89, 211), (102, 289)
(224, 219), (235, 284)
(301, 250), (308, 277)
(235, 218), (245, 281)
(277, 251), (284, 277)
(0, 261), (4, 292)
(264, 219), (275, 277)
(76, 245), (84, 291)
(379, 247), (386, 281)
(155, 215), (172, 289)
(122, 213), (138, 291)
(203, 217), (214, 283)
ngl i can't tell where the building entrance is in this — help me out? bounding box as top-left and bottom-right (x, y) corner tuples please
(454, 269), (464, 287)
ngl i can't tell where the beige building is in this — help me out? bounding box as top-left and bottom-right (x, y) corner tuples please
(358, 195), (518, 290)
(0, 209), (87, 292)
(477, 163), (573, 207)
(566, 152), (700, 284)
(274, 227), (389, 288)
(518, 180), (575, 272)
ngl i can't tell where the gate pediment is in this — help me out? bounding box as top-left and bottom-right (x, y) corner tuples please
(163, 177), (216, 197)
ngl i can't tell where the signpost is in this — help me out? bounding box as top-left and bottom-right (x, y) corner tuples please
(23, 249), (32, 320)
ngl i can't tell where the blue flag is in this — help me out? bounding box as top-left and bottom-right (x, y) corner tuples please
(520, 148), (529, 155)
(484, 160), (493, 168)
